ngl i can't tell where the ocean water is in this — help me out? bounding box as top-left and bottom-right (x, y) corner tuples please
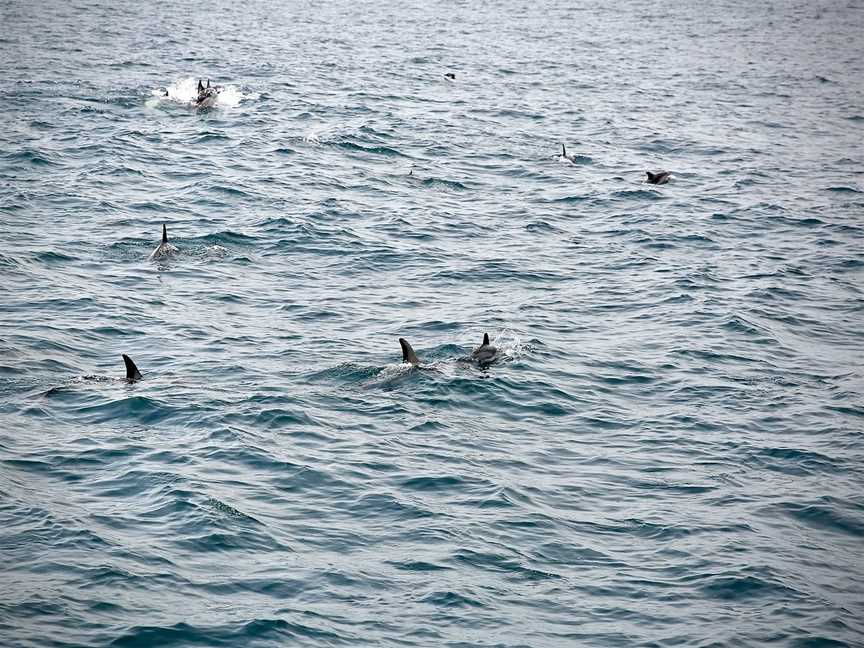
(1, 0), (863, 646)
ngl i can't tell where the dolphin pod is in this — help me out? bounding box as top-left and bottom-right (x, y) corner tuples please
(397, 333), (498, 369)
(121, 334), (499, 384)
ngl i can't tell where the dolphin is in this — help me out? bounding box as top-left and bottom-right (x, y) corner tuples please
(646, 170), (671, 185)
(195, 78), (222, 107)
(471, 333), (498, 366)
(444, 72), (456, 80)
(149, 223), (178, 260)
(122, 354), (143, 383)
(399, 338), (420, 366)
(560, 143), (579, 163)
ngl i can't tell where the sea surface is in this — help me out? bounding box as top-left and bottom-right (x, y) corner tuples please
(1, 0), (863, 646)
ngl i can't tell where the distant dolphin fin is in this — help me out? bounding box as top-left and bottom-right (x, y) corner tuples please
(562, 143), (566, 157)
(207, 78), (211, 88)
(646, 171), (656, 182)
(197, 79), (204, 94)
(161, 223), (168, 244)
(482, 333), (490, 346)
(399, 338), (420, 365)
(122, 354), (143, 382)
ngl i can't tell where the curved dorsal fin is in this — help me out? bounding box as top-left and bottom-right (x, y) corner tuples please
(646, 171), (656, 182)
(399, 338), (420, 365)
(562, 143), (566, 157)
(206, 78), (211, 88)
(122, 354), (143, 382)
(161, 223), (168, 244)
(197, 79), (204, 94)
(482, 333), (490, 346)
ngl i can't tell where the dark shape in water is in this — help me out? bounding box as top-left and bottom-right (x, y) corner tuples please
(471, 332), (498, 366)
(195, 78), (222, 107)
(560, 143), (580, 163)
(122, 354), (143, 383)
(399, 338), (420, 365)
(149, 223), (178, 260)
(444, 72), (456, 80)
(646, 170), (672, 184)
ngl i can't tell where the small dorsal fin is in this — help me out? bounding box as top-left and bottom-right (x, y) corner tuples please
(197, 79), (204, 94)
(206, 79), (211, 88)
(399, 338), (420, 365)
(646, 171), (656, 182)
(482, 333), (490, 346)
(161, 223), (168, 244)
(122, 354), (143, 382)
(562, 143), (566, 157)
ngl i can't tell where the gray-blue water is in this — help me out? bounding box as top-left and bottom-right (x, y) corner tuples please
(2, 1), (864, 646)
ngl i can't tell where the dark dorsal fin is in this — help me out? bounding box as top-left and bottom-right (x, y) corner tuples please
(207, 78), (211, 88)
(482, 333), (490, 346)
(562, 143), (566, 157)
(197, 79), (204, 94)
(161, 223), (168, 244)
(646, 171), (656, 182)
(122, 354), (142, 382)
(399, 338), (420, 365)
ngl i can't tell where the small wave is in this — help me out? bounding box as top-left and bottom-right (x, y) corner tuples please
(525, 220), (563, 233)
(777, 499), (864, 538)
(77, 396), (175, 425)
(699, 571), (800, 602)
(824, 186), (862, 194)
(419, 590), (485, 608)
(4, 150), (61, 167)
(612, 189), (666, 201)
(33, 250), (76, 264)
(337, 142), (404, 157)
(421, 177), (468, 191)
(552, 194), (592, 203)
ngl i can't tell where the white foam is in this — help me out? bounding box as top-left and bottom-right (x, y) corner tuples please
(149, 77), (252, 108)
(490, 330), (527, 360)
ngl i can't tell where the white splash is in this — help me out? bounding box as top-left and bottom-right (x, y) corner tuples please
(149, 77), (252, 108)
(490, 329), (527, 360)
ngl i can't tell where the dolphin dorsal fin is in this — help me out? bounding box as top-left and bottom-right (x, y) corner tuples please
(197, 79), (204, 94)
(562, 143), (566, 157)
(161, 223), (168, 244)
(122, 354), (143, 382)
(399, 338), (420, 365)
(207, 79), (211, 88)
(646, 171), (656, 182)
(482, 333), (490, 346)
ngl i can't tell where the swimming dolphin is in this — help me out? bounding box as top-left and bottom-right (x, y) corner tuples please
(646, 170), (671, 185)
(444, 72), (456, 80)
(149, 223), (178, 260)
(471, 333), (498, 366)
(560, 143), (579, 163)
(399, 338), (420, 366)
(195, 79), (222, 107)
(122, 354), (142, 383)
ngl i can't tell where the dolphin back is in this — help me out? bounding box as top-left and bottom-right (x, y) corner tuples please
(122, 354), (143, 382)
(472, 332), (497, 365)
(399, 338), (420, 365)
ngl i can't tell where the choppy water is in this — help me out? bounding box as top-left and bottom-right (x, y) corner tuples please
(2, 0), (864, 646)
